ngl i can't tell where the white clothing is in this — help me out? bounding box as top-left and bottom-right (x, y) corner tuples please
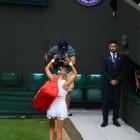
(110, 52), (117, 62)
(47, 79), (68, 120)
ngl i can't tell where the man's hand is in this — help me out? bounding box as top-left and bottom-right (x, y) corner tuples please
(64, 58), (71, 64)
(110, 80), (119, 86)
(135, 70), (140, 79)
(53, 55), (59, 60)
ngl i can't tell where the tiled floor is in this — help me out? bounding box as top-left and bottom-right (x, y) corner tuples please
(69, 109), (140, 140)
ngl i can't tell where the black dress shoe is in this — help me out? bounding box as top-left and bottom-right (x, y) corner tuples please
(113, 120), (121, 127)
(101, 122), (108, 127)
(68, 112), (73, 116)
(68, 113), (73, 116)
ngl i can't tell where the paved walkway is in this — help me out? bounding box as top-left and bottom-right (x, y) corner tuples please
(69, 109), (140, 140)
(62, 128), (71, 140)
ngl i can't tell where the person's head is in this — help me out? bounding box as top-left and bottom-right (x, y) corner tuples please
(57, 66), (67, 79)
(108, 40), (119, 53)
(57, 40), (68, 53)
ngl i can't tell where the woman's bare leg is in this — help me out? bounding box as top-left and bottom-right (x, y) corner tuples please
(49, 119), (55, 140)
(56, 119), (64, 140)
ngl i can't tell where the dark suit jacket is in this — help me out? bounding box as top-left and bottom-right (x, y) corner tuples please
(101, 51), (124, 86)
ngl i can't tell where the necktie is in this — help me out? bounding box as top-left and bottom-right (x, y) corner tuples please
(112, 53), (117, 69)
(112, 53), (116, 63)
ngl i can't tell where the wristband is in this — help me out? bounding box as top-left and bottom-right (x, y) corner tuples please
(51, 59), (55, 63)
(69, 62), (73, 66)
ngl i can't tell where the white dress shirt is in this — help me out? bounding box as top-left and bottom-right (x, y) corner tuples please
(110, 52), (117, 62)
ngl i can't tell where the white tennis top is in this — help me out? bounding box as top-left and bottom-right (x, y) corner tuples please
(47, 78), (68, 120)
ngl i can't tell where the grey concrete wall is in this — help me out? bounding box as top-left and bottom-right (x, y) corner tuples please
(125, 99), (140, 132)
(117, 0), (140, 65)
(117, 0), (140, 131)
(0, 0), (117, 75)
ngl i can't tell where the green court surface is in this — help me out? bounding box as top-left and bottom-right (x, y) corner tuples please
(0, 118), (49, 140)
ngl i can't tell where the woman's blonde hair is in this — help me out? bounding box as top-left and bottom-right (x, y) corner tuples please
(58, 67), (67, 79)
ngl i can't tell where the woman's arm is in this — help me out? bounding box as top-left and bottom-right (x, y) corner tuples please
(63, 59), (77, 91)
(45, 55), (58, 80)
(70, 56), (76, 65)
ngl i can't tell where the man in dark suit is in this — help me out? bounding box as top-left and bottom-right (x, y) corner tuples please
(101, 40), (124, 127)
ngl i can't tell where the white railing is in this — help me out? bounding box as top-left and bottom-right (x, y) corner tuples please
(123, 0), (140, 11)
